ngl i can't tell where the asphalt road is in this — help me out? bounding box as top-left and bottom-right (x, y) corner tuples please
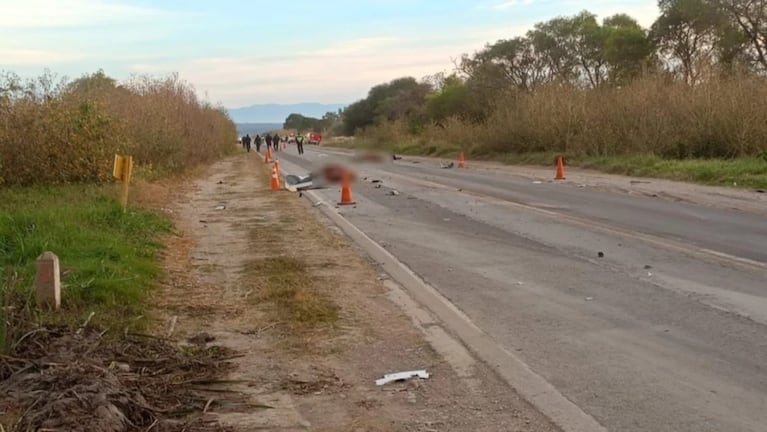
(273, 146), (767, 432)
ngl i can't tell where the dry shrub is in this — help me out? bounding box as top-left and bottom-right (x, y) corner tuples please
(0, 71), (237, 186)
(0, 326), (240, 432)
(424, 73), (767, 159)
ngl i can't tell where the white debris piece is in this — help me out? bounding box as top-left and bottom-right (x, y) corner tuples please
(375, 370), (430, 386)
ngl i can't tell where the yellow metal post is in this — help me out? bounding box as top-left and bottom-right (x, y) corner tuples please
(113, 155), (124, 180)
(120, 156), (133, 212)
(113, 154), (133, 212)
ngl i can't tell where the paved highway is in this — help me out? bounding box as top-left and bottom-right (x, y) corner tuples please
(275, 146), (767, 432)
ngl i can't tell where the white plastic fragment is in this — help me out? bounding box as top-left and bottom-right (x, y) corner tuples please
(375, 370), (430, 386)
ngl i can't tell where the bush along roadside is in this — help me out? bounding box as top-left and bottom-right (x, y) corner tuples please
(0, 69), (238, 186)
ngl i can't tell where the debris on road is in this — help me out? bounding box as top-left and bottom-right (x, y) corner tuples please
(532, 181), (543, 184)
(585, 297), (594, 301)
(440, 162), (455, 169)
(756, 189), (765, 193)
(644, 265), (653, 270)
(598, 251), (605, 258)
(214, 205), (226, 211)
(393, 154), (403, 160)
(285, 174), (317, 192)
(376, 370), (430, 386)
(388, 190), (400, 196)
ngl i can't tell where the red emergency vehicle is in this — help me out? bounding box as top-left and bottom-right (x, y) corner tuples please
(307, 132), (322, 145)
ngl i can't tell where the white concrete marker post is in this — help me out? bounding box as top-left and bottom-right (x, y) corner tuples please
(36, 251), (61, 310)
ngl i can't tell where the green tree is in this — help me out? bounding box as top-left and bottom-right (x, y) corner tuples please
(341, 77), (431, 134)
(426, 75), (487, 123)
(651, 0), (739, 83)
(603, 14), (653, 83)
(527, 16), (581, 82)
(284, 113), (323, 131)
(712, 0), (767, 71)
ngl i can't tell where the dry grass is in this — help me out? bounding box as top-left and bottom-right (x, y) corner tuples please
(0, 70), (237, 186)
(245, 256), (338, 329)
(348, 73), (767, 186)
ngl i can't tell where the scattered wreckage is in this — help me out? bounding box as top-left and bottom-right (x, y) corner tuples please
(285, 163), (358, 192)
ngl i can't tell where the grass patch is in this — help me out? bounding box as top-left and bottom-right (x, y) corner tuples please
(246, 256), (338, 329)
(0, 184), (172, 345)
(578, 155), (767, 189)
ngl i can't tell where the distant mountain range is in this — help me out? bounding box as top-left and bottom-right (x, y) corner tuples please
(227, 103), (347, 123)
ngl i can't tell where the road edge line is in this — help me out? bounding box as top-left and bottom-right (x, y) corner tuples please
(301, 188), (608, 432)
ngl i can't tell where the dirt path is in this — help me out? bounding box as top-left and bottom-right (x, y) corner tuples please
(153, 154), (559, 431)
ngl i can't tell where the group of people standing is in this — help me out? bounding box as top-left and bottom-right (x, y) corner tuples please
(240, 132), (306, 155)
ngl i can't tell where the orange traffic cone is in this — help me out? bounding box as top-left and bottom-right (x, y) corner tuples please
(555, 156), (566, 180)
(270, 164), (281, 190)
(458, 152), (466, 168)
(274, 159), (281, 176)
(265, 147), (272, 164)
(338, 170), (356, 205)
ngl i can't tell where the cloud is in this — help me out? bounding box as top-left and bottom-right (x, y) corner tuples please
(0, 0), (169, 28)
(493, 0), (536, 9)
(0, 49), (85, 65)
(307, 37), (401, 57)
(123, 34), (481, 107)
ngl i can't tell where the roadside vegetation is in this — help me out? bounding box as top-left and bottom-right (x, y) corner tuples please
(0, 69), (236, 186)
(0, 69), (238, 430)
(0, 185), (172, 348)
(0, 68), (237, 343)
(331, 0), (767, 187)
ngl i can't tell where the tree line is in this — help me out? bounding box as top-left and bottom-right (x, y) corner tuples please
(283, 111), (343, 134)
(340, 0), (767, 160)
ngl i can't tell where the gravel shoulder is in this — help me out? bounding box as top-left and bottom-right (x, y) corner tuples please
(153, 154), (560, 432)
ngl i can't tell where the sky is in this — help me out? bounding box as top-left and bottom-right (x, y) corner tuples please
(0, 0), (659, 108)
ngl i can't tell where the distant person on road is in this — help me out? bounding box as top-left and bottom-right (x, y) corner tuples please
(244, 134), (252, 152)
(254, 134), (262, 153)
(265, 133), (273, 152)
(272, 133), (279, 152)
(296, 133), (305, 155)
(241, 135), (247, 150)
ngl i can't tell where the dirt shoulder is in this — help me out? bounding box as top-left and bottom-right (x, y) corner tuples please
(154, 154), (559, 431)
